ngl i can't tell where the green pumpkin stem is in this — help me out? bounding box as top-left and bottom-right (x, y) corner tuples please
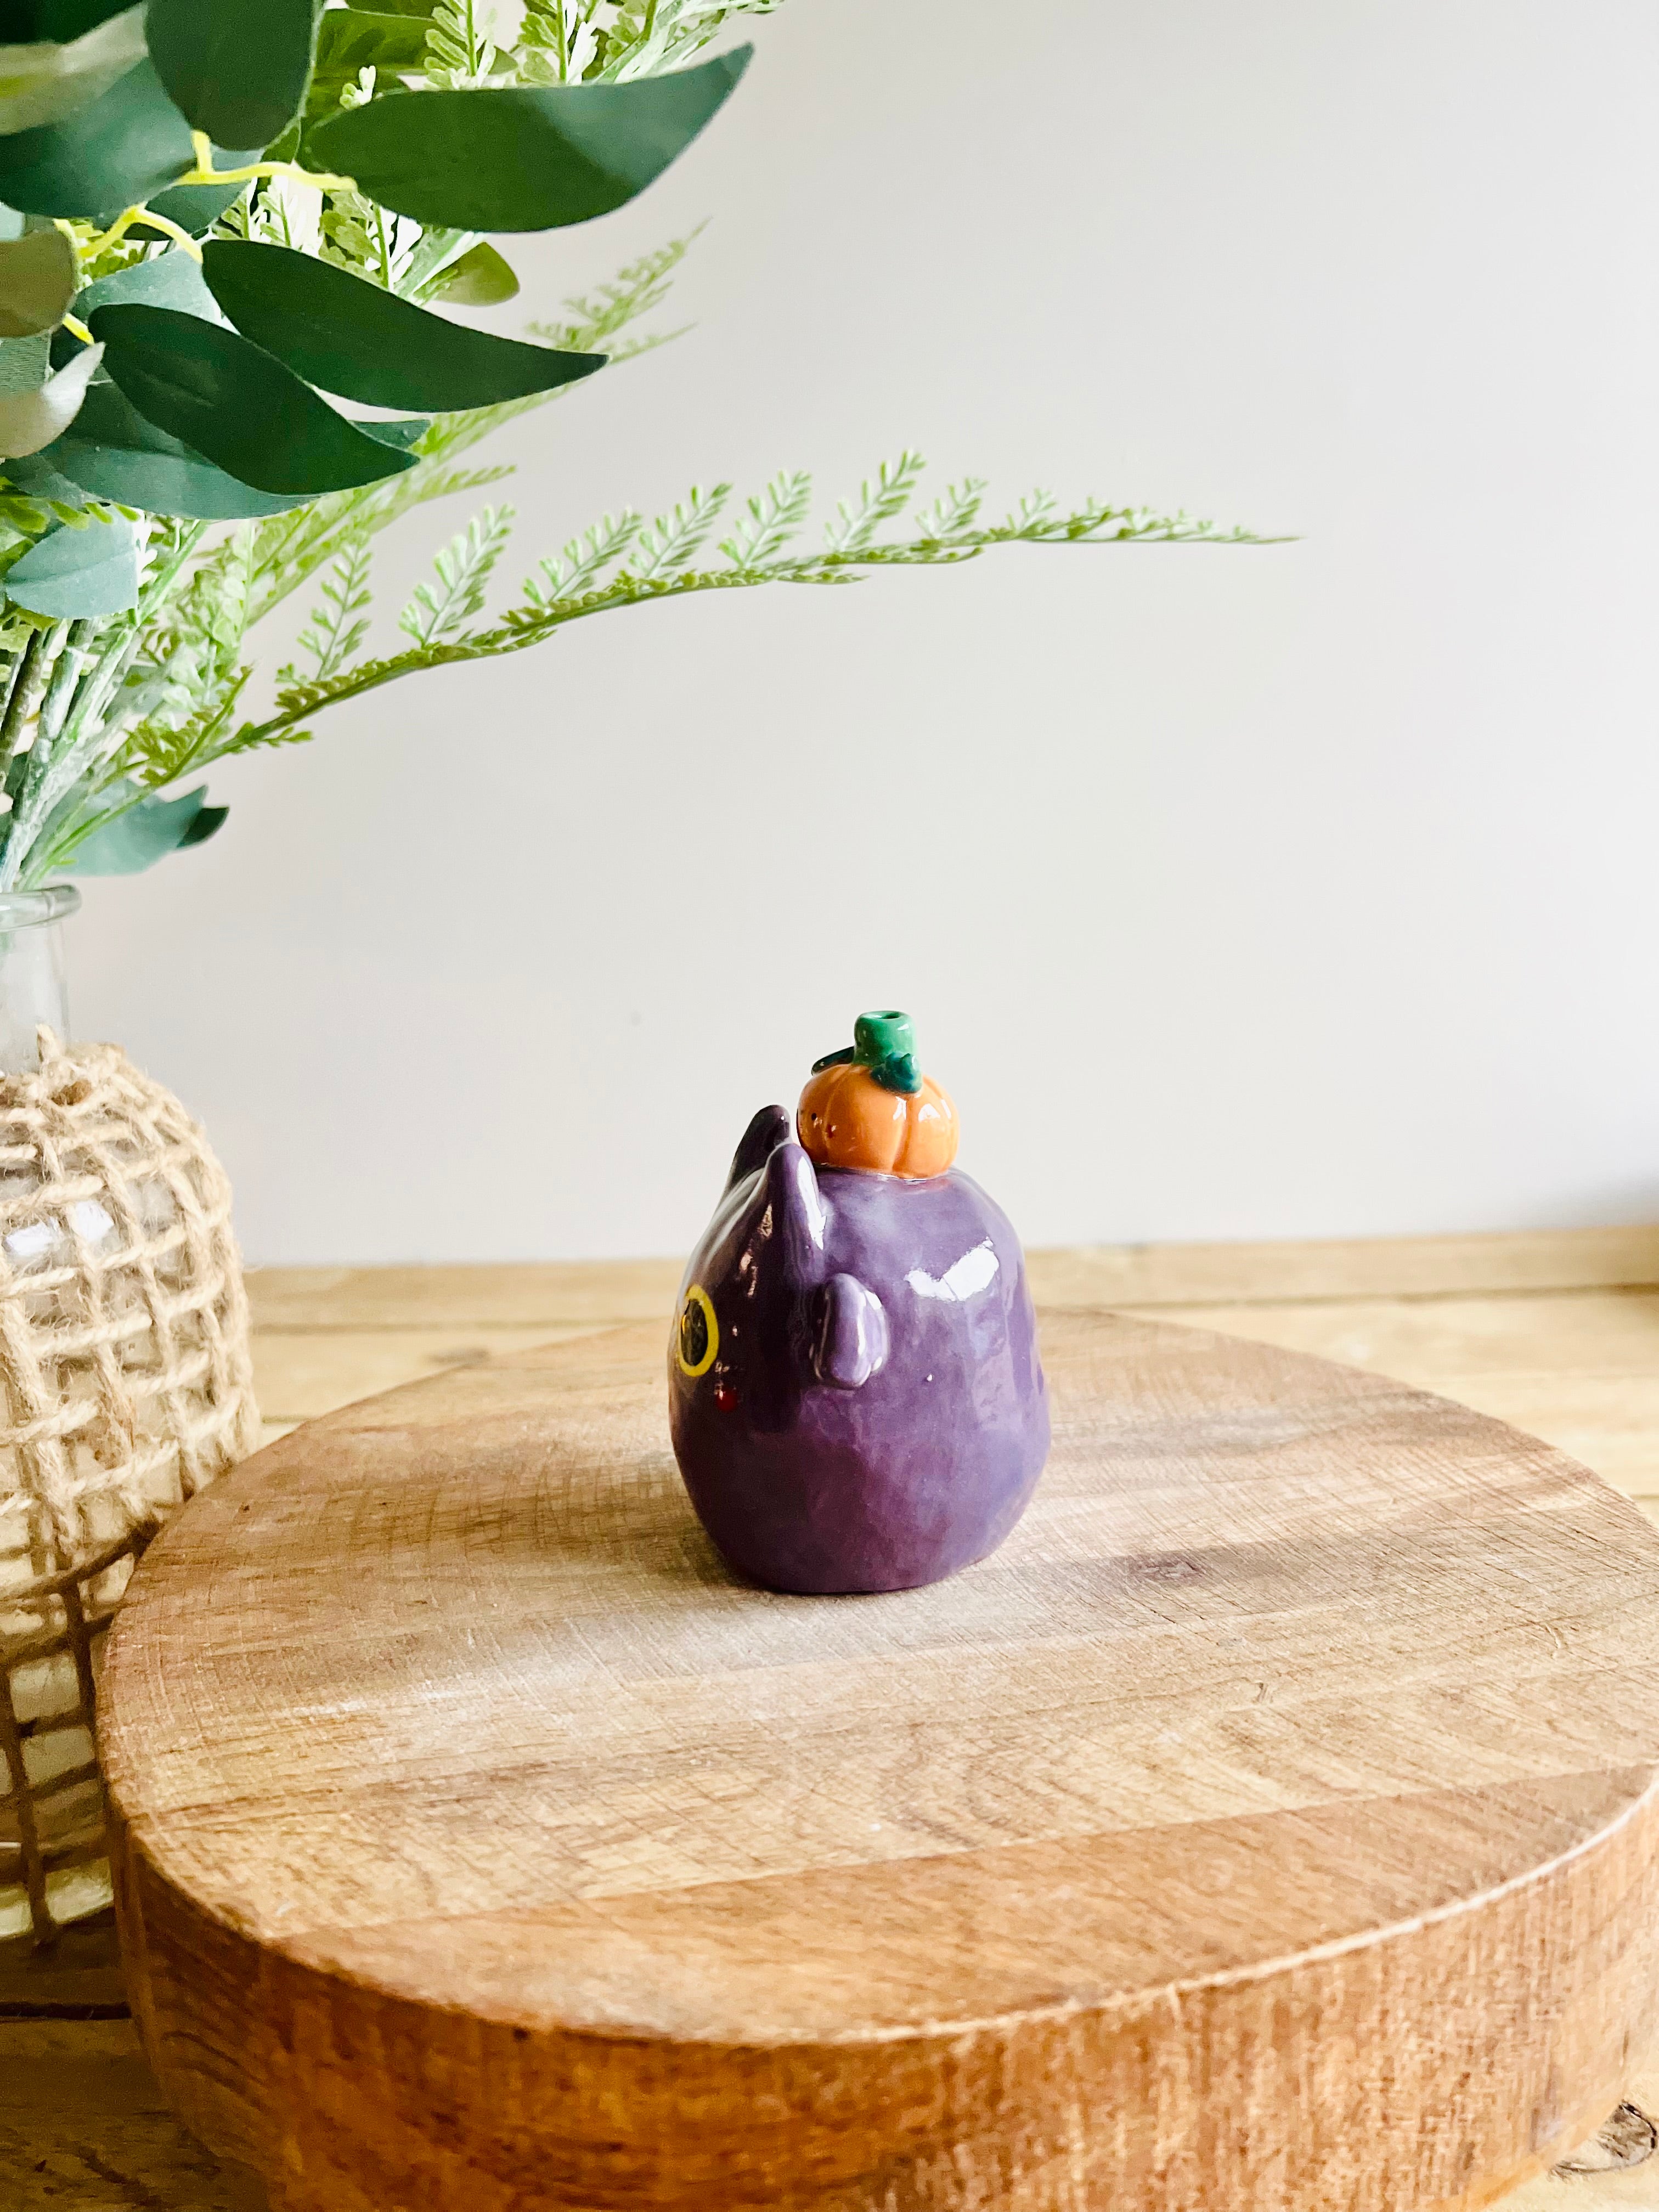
(856, 1009), (923, 1096)
(868, 1053), (922, 1095)
(811, 1012), (924, 1093)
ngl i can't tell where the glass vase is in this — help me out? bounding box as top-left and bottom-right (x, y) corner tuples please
(0, 889), (261, 1947)
(0, 884), (77, 1076)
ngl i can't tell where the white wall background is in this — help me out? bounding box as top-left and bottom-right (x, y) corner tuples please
(71, 0), (1659, 1263)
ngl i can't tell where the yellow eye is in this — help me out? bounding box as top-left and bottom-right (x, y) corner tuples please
(675, 1283), (719, 1378)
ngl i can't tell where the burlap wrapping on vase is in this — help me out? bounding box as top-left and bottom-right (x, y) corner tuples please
(0, 1029), (259, 1943)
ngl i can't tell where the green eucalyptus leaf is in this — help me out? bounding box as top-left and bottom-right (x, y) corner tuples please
(66, 780), (227, 875)
(2, 441), (88, 502)
(308, 48), (752, 231)
(0, 328), (48, 392)
(129, 172), (246, 239)
(0, 225), (74, 334)
(356, 414), (428, 450)
(93, 143), (252, 235)
(75, 242), (223, 319)
(425, 240), (518, 308)
(88, 300), (420, 494)
(42, 377), (306, 516)
(6, 507), (137, 613)
(35, 5), (140, 37)
(311, 7), (427, 86)
(0, 3), (144, 137)
(0, 58), (193, 216)
(201, 240), (601, 411)
(48, 241), (221, 374)
(146, 0), (319, 151)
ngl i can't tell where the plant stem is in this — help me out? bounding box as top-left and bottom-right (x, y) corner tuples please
(178, 132), (354, 193)
(2, 628), (136, 891)
(0, 526), (206, 889)
(37, 620), (100, 754)
(0, 622), (70, 881)
(73, 203), (202, 262)
(0, 630), (43, 763)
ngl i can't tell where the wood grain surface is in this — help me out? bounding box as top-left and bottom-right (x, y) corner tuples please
(1, 2019), (264, 2210)
(240, 1224), (1659, 1332)
(97, 1306), (1659, 2212)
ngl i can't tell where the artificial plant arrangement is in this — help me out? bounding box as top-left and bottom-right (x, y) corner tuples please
(0, 0), (1255, 892)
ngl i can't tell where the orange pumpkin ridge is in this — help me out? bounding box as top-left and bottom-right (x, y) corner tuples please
(797, 1061), (958, 1179)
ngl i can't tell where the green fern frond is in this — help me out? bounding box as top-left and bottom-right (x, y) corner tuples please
(631, 483), (732, 579)
(398, 504), (516, 645)
(825, 450), (926, 554)
(408, 462), (519, 509)
(916, 477), (987, 540)
(246, 462), (515, 627)
(101, 469), (1273, 822)
(115, 667), (251, 790)
(719, 470), (811, 571)
(1004, 487), (1056, 533)
(179, 471), (1272, 777)
(234, 723), (319, 753)
(523, 511), (641, 606)
(0, 486), (107, 546)
(222, 637), (498, 746)
(518, 0), (600, 83)
(526, 233), (701, 354)
(161, 526), (252, 690)
(1003, 495), (1211, 545)
(284, 536), (373, 687)
(594, 0), (786, 81)
(425, 0), (498, 86)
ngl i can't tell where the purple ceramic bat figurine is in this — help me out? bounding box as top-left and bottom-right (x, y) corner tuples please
(668, 1012), (1049, 1595)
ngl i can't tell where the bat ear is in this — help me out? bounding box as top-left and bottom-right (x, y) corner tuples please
(759, 1136), (828, 1284)
(726, 1104), (793, 1193)
(811, 1272), (889, 1389)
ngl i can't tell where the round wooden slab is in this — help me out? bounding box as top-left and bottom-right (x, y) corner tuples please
(101, 1313), (1659, 2212)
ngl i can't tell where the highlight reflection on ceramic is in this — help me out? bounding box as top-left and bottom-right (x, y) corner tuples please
(668, 1013), (1049, 1595)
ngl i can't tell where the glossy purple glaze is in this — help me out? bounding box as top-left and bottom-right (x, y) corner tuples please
(668, 1105), (1050, 1595)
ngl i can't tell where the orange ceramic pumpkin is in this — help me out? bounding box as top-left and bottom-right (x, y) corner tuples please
(797, 1012), (958, 1179)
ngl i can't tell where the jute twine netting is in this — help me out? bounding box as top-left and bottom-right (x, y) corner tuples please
(0, 1029), (259, 1944)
